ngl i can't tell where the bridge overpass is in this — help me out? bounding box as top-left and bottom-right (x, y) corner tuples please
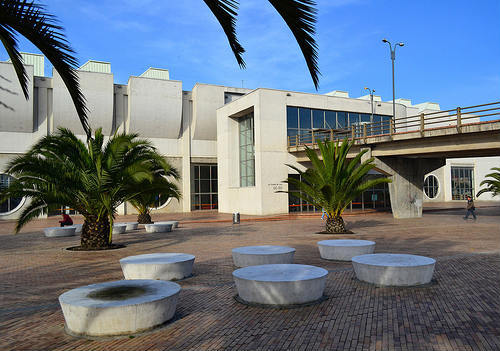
(287, 102), (500, 218)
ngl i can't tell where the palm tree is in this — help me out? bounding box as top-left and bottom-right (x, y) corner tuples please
(282, 139), (391, 233)
(0, 127), (173, 249)
(0, 0), (90, 138)
(129, 169), (181, 224)
(476, 167), (500, 198)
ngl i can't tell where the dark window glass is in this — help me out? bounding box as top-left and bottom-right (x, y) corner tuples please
(325, 111), (336, 129)
(211, 194), (218, 209)
(361, 114), (371, 123)
(0, 174), (23, 214)
(337, 112), (347, 128)
(200, 179), (210, 193)
(286, 106), (299, 129)
(201, 194), (211, 210)
(299, 108), (311, 129)
(348, 113), (360, 126)
(312, 109), (324, 129)
(211, 166), (217, 179)
(451, 167), (474, 200)
(200, 166), (210, 179)
(191, 163), (218, 210)
(211, 180), (218, 193)
(424, 175), (439, 199)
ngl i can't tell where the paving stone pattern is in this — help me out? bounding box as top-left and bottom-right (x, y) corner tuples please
(0, 208), (499, 350)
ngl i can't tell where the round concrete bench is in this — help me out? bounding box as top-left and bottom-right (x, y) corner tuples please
(120, 253), (195, 281)
(112, 224), (127, 235)
(116, 222), (138, 231)
(317, 239), (375, 261)
(70, 224), (83, 234)
(352, 253), (436, 286)
(44, 226), (76, 237)
(232, 245), (295, 267)
(156, 221), (179, 229)
(233, 264), (328, 306)
(59, 279), (180, 337)
(145, 223), (172, 233)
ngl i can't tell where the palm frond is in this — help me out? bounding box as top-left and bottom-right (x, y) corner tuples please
(203, 0), (245, 68)
(268, 0), (320, 89)
(0, 0), (90, 138)
(0, 23), (28, 98)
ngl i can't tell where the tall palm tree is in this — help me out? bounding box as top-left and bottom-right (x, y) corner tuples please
(0, 127), (173, 249)
(282, 139), (391, 233)
(0, 0), (90, 138)
(476, 167), (500, 198)
(129, 168), (181, 224)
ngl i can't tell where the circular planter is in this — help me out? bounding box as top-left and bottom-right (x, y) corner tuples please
(156, 221), (179, 229)
(317, 239), (375, 261)
(120, 253), (195, 281)
(352, 253), (436, 286)
(232, 245), (295, 267)
(59, 279), (180, 337)
(233, 264), (328, 306)
(112, 224), (127, 235)
(44, 226), (76, 237)
(145, 223), (172, 233)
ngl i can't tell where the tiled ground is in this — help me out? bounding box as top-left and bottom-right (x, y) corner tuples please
(0, 207), (499, 350)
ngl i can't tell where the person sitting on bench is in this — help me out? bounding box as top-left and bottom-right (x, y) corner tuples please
(59, 213), (73, 227)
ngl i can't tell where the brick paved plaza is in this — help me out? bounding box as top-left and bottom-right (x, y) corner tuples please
(1, 206), (499, 351)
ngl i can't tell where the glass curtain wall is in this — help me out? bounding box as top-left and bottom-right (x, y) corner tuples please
(451, 166), (474, 200)
(239, 113), (255, 187)
(191, 164), (218, 210)
(287, 106), (392, 144)
(287, 173), (390, 212)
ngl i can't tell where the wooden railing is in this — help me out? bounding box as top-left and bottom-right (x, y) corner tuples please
(287, 101), (500, 149)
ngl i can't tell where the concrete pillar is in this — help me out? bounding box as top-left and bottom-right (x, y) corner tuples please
(374, 156), (445, 218)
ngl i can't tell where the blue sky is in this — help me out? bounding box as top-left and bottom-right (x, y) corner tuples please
(2, 0), (499, 110)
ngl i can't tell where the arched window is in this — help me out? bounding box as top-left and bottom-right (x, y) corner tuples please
(424, 175), (439, 199)
(0, 174), (24, 215)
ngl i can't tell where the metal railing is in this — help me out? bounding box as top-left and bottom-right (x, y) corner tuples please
(287, 101), (500, 149)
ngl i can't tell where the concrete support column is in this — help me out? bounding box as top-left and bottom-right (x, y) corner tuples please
(374, 156), (445, 218)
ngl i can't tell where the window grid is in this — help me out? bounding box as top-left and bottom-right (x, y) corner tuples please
(424, 175), (439, 199)
(286, 106), (392, 141)
(451, 166), (474, 200)
(191, 164), (218, 210)
(239, 113), (255, 187)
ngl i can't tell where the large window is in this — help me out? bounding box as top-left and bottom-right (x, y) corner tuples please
(451, 166), (474, 200)
(286, 106), (391, 143)
(239, 113), (255, 187)
(0, 174), (23, 214)
(192, 164), (218, 210)
(424, 175), (439, 199)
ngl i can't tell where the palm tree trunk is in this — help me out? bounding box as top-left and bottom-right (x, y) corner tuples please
(326, 216), (346, 233)
(137, 213), (152, 224)
(81, 215), (111, 248)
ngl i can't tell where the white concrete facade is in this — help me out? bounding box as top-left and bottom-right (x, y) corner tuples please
(1, 53), (498, 220)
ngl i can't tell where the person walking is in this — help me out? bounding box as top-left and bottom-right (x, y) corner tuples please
(463, 195), (477, 220)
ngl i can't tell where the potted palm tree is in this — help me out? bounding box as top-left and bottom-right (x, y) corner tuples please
(0, 127), (174, 249)
(129, 173), (181, 224)
(282, 139), (391, 234)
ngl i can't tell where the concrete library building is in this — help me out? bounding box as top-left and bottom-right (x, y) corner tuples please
(1, 53), (499, 220)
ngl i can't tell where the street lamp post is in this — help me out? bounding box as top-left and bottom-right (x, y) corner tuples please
(382, 39), (404, 123)
(364, 87), (375, 122)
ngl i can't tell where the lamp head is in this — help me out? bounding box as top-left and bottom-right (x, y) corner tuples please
(398, 42), (405, 47)
(382, 38), (388, 43)
(364, 87), (368, 90)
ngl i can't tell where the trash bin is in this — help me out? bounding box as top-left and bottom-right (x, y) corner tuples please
(233, 212), (240, 224)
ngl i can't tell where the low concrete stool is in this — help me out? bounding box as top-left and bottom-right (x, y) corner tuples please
(352, 253), (436, 286)
(318, 239), (375, 261)
(145, 223), (173, 233)
(233, 264), (328, 306)
(232, 245), (295, 267)
(44, 226), (76, 237)
(120, 253), (195, 281)
(59, 279), (180, 337)
(70, 224), (83, 234)
(156, 221), (179, 229)
(117, 222), (138, 231)
(112, 224), (127, 235)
